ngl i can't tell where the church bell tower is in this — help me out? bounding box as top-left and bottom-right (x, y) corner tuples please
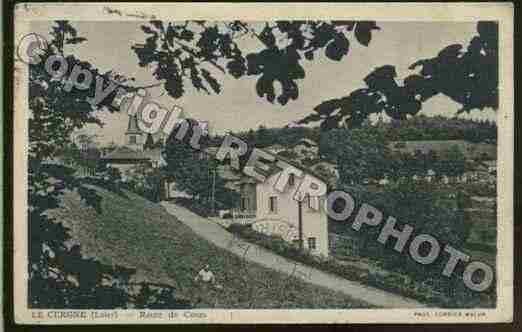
(125, 114), (144, 151)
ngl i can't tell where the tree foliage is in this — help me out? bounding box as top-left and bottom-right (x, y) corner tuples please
(320, 128), (472, 185)
(390, 146), (469, 181)
(298, 21), (498, 130)
(436, 146), (468, 178)
(377, 115), (497, 143)
(338, 181), (474, 299)
(163, 119), (238, 209)
(28, 21), (189, 308)
(133, 20), (380, 105)
(232, 125), (320, 148)
(125, 164), (165, 202)
(320, 129), (392, 184)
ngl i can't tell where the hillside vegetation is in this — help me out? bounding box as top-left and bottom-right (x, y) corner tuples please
(46, 184), (371, 309)
(217, 115), (496, 150)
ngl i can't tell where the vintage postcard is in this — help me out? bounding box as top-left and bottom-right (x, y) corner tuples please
(12, 2), (513, 324)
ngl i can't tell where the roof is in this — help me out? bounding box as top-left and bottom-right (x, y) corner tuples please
(310, 162), (339, 186)
(311, 161), (337, 170)
(256, 149), (329, 185)
(143, 148), (162, 161)
(297, 138), (318, 147)
(101, 146), (150, 161)
(204, 146), (329, 186)
(389, 140), (496, 160)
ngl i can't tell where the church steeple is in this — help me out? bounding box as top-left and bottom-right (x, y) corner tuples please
(125, 114), (144, 150)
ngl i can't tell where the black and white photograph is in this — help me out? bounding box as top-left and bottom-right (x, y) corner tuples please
(11, 2), (514, 324)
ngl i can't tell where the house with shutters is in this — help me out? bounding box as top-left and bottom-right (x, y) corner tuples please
(234, 152), (330, 257)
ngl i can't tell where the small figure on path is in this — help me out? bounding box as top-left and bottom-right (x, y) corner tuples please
(195, 264), (224, 291)
(195, 264), (216, 284)
(194, 264), (223, 309)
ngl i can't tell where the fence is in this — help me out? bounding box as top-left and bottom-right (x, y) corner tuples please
(231, 210), (256, 225)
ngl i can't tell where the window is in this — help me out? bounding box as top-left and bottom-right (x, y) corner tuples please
(308, 237), (317, 250)
(306, 194), (313, 209)
(269, 196), (278, 213)
(129, 135), (137, 144)
(288, 174), (295, 186)
(241, 197), (249, 211)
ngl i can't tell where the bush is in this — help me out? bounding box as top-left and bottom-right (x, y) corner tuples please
(456, 182), (496, 197)
(229, 196), (495, 308)
(330, 181), (494, 307)
(120, 165), (165, 202)
(106, 166), (122, 183)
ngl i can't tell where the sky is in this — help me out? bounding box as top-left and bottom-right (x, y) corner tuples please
(32, 21), (497, 146)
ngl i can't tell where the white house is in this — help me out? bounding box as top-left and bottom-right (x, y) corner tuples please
(237, 153), (330, 257)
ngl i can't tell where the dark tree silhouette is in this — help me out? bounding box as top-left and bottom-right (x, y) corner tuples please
(298, 21), (498, 130)
(28, 21), (190, 308)
(133, 20), (380, 105)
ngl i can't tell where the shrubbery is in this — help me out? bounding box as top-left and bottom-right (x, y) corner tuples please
(106, 166), (122, 183)
(228, 178), (495, 308)
(457, 182), (496, 197)
(229, 223), (494, 308)
(124, 166), (164, 202)
(335, 181), (495, 307)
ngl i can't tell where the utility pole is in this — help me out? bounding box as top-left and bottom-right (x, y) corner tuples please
(298, 199), (303, 250)
(211, 166), (216, 215)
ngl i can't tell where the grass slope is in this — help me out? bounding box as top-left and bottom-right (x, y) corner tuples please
(47, 185), (370, 309)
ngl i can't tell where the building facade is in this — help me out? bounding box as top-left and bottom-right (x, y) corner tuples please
(235, 159), (329, 257)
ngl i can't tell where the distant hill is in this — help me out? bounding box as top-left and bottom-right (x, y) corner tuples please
(377, 115), (497, 143)
(388, 140), (496, 160)
(213, 116), (496, 153)
(46, 184), (369, 308)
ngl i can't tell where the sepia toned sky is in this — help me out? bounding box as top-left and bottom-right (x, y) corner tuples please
(32, 21), (496, 146)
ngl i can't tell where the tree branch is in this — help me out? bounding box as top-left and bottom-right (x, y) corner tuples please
(97, 71), (165, 92)
(170, 37), (226, 74)
(236, 21), (264, 45)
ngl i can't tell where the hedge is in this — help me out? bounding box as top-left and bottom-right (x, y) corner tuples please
(228, 224), (495, 308)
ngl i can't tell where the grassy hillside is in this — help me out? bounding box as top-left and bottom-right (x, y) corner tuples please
(46, 184), (370, 309)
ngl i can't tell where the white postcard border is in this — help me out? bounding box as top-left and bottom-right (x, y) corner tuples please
(12, 2), (514, 324)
